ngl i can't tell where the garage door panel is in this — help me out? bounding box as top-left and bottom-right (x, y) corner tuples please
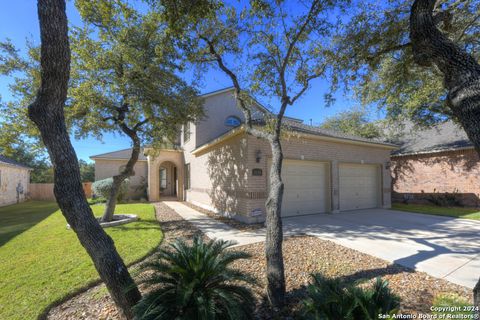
(279, 160), (329, 217)
(339, 164), (379, 211)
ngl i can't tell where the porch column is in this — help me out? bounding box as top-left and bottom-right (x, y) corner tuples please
(148, 155), (160, 202)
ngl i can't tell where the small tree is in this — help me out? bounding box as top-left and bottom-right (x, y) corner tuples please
(26, 0), (140, 317)
(1, 0), (203, 222)
(158, 0), (343, 308)
(68, 0), (203, 221)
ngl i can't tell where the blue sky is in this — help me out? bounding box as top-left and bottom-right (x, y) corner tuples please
(0, 1), (383, 162)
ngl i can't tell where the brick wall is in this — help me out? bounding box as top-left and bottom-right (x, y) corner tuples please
(246, 134), (392, 220)
(391, 148), (480, 207)
(183, 131), (392, 223)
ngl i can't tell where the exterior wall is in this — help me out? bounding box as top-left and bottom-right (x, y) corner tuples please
(0, 164), (30, 207)
(181, 90), (245, 149)
(93, 159), (148, 199)
(391, 148), (480, 207)
(184, 134), (250, 221)
(244, 134), (392, 222)
(183, 132), (392, 223)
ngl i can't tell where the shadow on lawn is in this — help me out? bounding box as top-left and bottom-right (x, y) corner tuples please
(0, 201), (59, 247)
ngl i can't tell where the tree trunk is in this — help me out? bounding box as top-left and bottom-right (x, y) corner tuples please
(264, 136), (286, 308)
(410, 0), (480, 309)
(102, 139), (140, 222)
(102, 110), (142, 222)
(29, 1), (141, 318)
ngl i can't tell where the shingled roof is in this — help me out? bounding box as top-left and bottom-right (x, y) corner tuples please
(90, 148), (148, 161)
(0, 155), (32, 169)
(392, 121), (473, 156)
(281, 119), (397, 147)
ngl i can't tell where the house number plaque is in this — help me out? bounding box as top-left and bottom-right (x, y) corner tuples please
(252, 168), (263, 176)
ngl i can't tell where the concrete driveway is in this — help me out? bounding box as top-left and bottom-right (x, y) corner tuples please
(283, 209), (480, 289)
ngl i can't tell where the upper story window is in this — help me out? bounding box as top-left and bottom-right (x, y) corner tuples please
(183, 122), (191, 143)
(225, 116), (241, 127)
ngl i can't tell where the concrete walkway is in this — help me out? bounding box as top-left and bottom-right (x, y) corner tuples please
(163, 201), (480, 289)
(283, 209), (480, 289)
(163, 201), (264, 247)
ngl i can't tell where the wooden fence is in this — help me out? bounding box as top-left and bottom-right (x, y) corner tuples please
(29, 182), (92, 201)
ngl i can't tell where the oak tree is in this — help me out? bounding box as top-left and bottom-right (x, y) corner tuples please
(71, 0), (202, 221)
(27, 0), (141, 317)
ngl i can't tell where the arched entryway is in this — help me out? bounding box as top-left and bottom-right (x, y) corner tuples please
(146, 149), (184, 201)
(159, 161), (178, 198)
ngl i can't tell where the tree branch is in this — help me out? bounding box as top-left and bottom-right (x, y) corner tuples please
(200, 35), (271, 140)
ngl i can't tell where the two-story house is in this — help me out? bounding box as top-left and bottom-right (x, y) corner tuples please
(91, 87), (396, 223)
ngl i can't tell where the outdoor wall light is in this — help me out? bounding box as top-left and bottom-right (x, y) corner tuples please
(255, 150), (262, 163)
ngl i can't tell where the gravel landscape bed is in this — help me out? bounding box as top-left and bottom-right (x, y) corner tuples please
(47, 202), (472, 320)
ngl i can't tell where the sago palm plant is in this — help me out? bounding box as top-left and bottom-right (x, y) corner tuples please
(133, 235), (257, 320)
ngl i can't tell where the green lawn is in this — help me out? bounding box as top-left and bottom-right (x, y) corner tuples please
(392, 203), (480, 220)
(0, 201), (162, 320)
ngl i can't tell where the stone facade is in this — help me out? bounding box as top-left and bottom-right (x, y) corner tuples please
(0, 163), (30, 207)
(391, 148), (480, 207)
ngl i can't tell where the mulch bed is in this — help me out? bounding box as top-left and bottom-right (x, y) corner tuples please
(47, 203), (473, 320)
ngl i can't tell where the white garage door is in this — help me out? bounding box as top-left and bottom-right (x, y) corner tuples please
(281, 160), (329, 217)
(339, 164), (380, 211)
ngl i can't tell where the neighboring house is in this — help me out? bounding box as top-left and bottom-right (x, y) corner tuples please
(0, 155), (31, 207)
(91, 87), (396, 223)
(391, 121), (479, 206)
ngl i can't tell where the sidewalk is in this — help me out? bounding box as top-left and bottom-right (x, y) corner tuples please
(162, 201), (265, 247)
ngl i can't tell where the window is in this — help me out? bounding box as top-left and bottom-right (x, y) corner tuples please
(159, 167), (167, 190)
(225, 116), (241, 127)
(184, 163), (190, 190)
(183, 122), (191, 143)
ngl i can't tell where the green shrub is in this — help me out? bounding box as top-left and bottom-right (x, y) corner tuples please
(301, 275), (400, 320)
(352, 278), (401, 319)
(133, 235), (257, 320)
(91, 178), (129, 201)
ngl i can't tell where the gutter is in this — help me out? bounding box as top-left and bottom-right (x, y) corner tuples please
(192, 126), (246, 155)
(392, 146), (475, 157)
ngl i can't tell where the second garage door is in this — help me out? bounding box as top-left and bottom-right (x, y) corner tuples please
(339, 163), (380, 211)
(281, 160), (329, 217)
